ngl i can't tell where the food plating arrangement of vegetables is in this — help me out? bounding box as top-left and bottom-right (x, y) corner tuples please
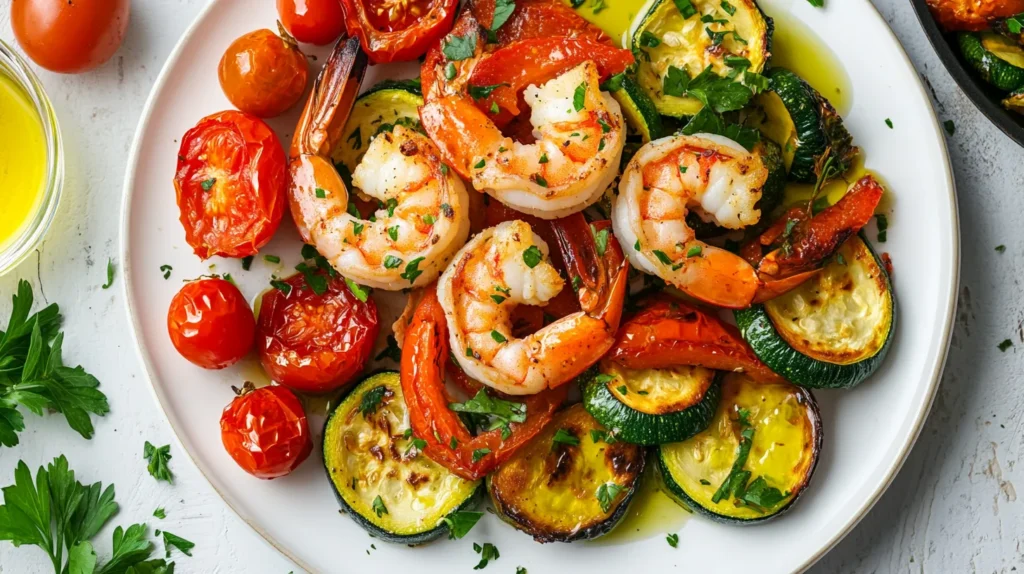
(926, 0), (1024, 114)
(162, 0), (896, 547)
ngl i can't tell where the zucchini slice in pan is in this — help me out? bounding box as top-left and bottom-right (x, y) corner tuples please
(959, 32), (1024, 92)
(323, 371), (481, 544)
(487, 404), (645, 543)
(734, 235), (895, 389)
(582, 362), (721, 445)
(610, 74), (664, 142)
(331, 79), (424, 175)
(658, 373), (822, 523)
(632, 0), (773, 117)
(748, 67), (858, 183)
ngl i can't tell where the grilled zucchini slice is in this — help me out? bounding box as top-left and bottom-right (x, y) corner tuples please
(582, 362), (721, 445)
(322, 371), (481, 544)
(331, 79), (424, 175)
(959, 32), (1024, 92)
(487, 404), (645, 543)
(658, 373), (822, 523)
(632, 0), (772, 117)
(609, 74), (664, 142)
(734, 235), (895, 389)
(745, 67), (858, 183)
(1005, 88), (1024, 113)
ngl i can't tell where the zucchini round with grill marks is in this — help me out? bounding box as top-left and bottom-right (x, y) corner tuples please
(610, 74), (664, 142)
(582, 362), (721, 445)
(632, 0), (773, 117)
(322, 371), (481, 544)
(658, 373), (822, 523)
(487, 404), (645, 543)
(330, 79), (424, 176)
(959, 32), (1024, 92)
(747, 67), (858, 183)
(734, 235), (895, 389)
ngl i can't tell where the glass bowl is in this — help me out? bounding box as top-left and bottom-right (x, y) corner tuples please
(0, 39), (63, 277)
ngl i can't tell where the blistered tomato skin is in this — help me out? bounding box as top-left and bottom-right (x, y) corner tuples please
(257, 273), (379, 393)
(277, 0), (346, 46)
(174, 111), (287, 259)
(220, 384), (313, 479)
(218, 29), (309, 118)
(167, 278), (256, 369)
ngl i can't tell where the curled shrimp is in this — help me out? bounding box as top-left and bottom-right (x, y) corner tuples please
(288, 38), (470, 290)
(421, 60), (627, 220)
(437, 215), (627, 395)
(613, 133), (885, 308)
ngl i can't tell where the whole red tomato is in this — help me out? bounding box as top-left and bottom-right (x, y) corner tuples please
(257, 272), (379, 393)
(11, 0), (129, 73)
(341, 0), (458, 63)
(167, 278), (255, 369)
(218, 27), (309, 118)
(174, 110), (287, 259)
(277, 0), (346, 46)
(221, 383), (312, 479)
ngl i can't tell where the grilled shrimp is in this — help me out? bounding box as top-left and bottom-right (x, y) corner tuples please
(437, 216), (627, 395)
(613, 133), (886, 308)
(420, 61), (626, 219)
(612, 133), (769, 308)
(288, 38), (470, 290)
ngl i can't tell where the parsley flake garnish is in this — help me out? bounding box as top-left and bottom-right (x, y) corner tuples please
(442, 511), (484, 539)
(143, 441), (173, 483)
(372, 495), (389, 518)
(552, 428), (580, 447)
(522, 245), (543, 268)
(595, 482), (626, 513)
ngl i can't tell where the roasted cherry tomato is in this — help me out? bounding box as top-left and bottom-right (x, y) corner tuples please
(218, 27), (309, 118)
(472, 0), (610, 46)
(167, 278), (256, 370)
(277, 0), (346, 45)
(256, 272), (379, 393)
(11, 0), (129, 73)
(220, 382), (312, 479)
(174, 111), (288, 259)
(341, 0), (458, 63)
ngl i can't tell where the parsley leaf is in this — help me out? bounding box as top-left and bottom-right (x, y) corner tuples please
(443, 32), (478, 61)
(442, 510), (484, 539)
(359, 386), (387, 416)
(673, 0), (697, 18)
(160, 530), (194, 558)
(101, 259), (116, 289)
(944, 119), (956, 136)
(595, 482), (626, 513)
(401, 257), (426, 284)
(473, 542), (500, 570)
(589, 428), (617, 444)
(449, 389), (526, 439)
(666, 532), (679, 548)
(998, 339), (1013, 352)
(680, 107), (760, 150)
(591, 224), (610, 256)
(490, 0), (516, 30)
(552, 428), (580, 447)
(143, 442), (173, 484)
(469, 83), (509, 99)
(344, 278), (372, 302)
(372, 495), (389, 518)
(522, 245), (543, 268)
(573, 82), (587, 111)
(737, 476), (788, 509)
(807, 0), (824, 6)
(153, 508), (166, 519)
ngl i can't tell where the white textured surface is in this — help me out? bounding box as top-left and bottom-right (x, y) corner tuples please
(0, 1), (1019, 573)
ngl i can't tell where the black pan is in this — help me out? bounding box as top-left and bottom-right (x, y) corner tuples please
(909, 0), (1024, 145)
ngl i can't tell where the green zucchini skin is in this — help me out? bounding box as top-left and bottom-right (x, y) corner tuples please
(322, 371), (481, 544)
(733, 236), (896, 389)
(766, 67), (858, 183)
(611, 75), (664, 142)
(363, 78), (423, 96)
(581, 371), (722, 445)
(959, 32), (1024, 92)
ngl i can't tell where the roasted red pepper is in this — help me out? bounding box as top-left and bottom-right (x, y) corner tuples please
(341, 0), (459, 63)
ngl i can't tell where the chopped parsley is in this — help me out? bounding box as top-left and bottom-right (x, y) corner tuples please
(359, 386), (387, 416)
(401, 257), (426, 284)
(573, 82), (587, 111)
(998, 339), (1014, 352)
(270, 279), (292, 295)
(666, 533), (679, 548)
(944, 119), (956, 136)
(383, 255), (403, 269)
(375, 335), (401, 363)
(473, 542), (500, 570)
(686, 244), (702, 257)
(449, 389), (526, 440)
(160, 264), (172, 279)
(387, 225), (399, 241)
(591, 224), (610, 256)
(876, 213), (888, 243)
(721, 0), (736, 15)
(807, 0), (824, 6)
(616, 385), (628, 395)
(445, 62), (457, 81)
(590, 428), (617, 444)
(600, 72), (626, 92)
(885, 118), (893, 129)
(352, 221), (364, 235)
(143, 441), (173, 483)
(522, 245), (543, 268)
(595, 482), (626, 513)
(639, 31), (661, 48)
(673, 0), (697, 18)
(539, 153), (548, 164)
(552, 428), (580, 447)
(472, 448), (491, 462)
(344, 278), (371, 302)
(372, 495), (388, 518)
(241, 255), (253, 270)
(347, 127), (362, 150)
(442, 511), (484, 539)
(468, 83), (510, 100)
(443, 32), (477, 61)
(653, 250), (673, 265)
(263, 254), (281, 263)
(160, 530), (195, 558)
(491, 330), (507, 343)
(315, 187), (327, 198)
(490, 0), (516, 30)
(405, 437), (427, 456)
(663, 65), (753, 113)
(201, 177), (216, 191)
(474, 159), (486, 169)
(153, 507), (166, 519)
(534, 174), (548, 187)
(102, 259), (116, 289)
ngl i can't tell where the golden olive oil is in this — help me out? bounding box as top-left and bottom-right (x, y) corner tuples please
(0, 73), (46, 252)
(560, 0), (645, 47)
(593, 462), (692, 545)
(768, 8), (852, 116)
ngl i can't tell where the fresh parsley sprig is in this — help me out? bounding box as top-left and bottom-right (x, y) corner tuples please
(0, 455), (177, 573)
(0, 280), (109, 448)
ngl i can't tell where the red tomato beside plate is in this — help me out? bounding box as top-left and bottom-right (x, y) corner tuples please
(167, 278), (255, 370)
(221, 383), (313, 479)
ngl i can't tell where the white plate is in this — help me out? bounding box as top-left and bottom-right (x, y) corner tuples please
(121, 0), (959, 572)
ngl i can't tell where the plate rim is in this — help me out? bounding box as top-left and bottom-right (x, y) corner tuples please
(118, 1), (961, 572)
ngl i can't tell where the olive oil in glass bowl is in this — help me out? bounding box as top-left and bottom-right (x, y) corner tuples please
(0, 39), (63, 276)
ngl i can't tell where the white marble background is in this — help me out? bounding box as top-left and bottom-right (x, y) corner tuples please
(1, 0), (1022, 572)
